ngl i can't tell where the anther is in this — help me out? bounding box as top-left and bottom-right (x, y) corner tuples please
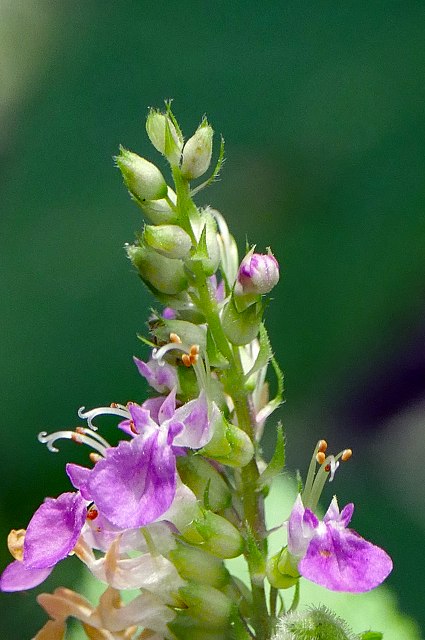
(190, 344), (200, 356)
(75, 427), (85, 434)
(318, 439), (328, 454)
(170, 333), (182, 344)
(86, 507), (99, 521)
(71, 433), (83, 444)
(89, 452), (102, 464)
(110, 402), (119, 408)
(342, 448), (352, 462)
(316, 451), (326, 465)
(182, 354), (192, 367)
(129, 420), (138, 434)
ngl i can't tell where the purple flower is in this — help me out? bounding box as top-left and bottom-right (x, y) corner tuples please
(235, 248), (279, 296)
(0, 492), (86, 592)
(67, 389), (212, 530)
(287, 494), (393, 593)
(133, 355), (178, 393)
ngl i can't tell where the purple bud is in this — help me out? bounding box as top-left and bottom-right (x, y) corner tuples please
(235, 249), (279, 296)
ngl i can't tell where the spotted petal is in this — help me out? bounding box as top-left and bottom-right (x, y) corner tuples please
(299, 522), (393, 593)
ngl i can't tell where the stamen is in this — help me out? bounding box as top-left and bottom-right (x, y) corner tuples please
(316, 451), (326, 465)
(170, 332), (182, 344)
(7, 529), (25, 561)
(78, 405), (130, 430)
(152, 341), (189, 365)
(318, 439), (328, 453)
(342, 448), (352, 462)
(86, 507), (99, 521)
(38, 430), (108, 456)
(75, 427), (111, 449)
(89, 452), (102, 464)
(190, 344), (200, 356)
(182, 353), (192, 367)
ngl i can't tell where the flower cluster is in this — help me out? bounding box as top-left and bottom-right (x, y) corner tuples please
(0, 104), (392, 640)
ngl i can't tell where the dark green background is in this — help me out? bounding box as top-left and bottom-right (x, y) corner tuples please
(1, 2), (424, 637)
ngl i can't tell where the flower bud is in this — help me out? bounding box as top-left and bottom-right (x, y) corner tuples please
(176, 456), (231, 512)
(182, 511), (244, 559)
(115, 146), (167, 201)
(143, 224), (192, 259)
(200, 411), (254, 468)
(266, 548), (300, 590)
(222, 297), (263, 346)
(169, 542), (229, 588)
(177, 583), (233, 629)
(181, 119), (213, 180)
(126, 242), (187, 294)
(146, 109), (183, 165)
(235, 248), (279, 297)
(138, 187), (178, 225)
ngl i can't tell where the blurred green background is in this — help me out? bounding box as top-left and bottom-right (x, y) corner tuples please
(1, 1), (424, 637)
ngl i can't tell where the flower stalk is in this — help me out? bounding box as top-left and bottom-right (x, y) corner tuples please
(0, 103), (392, 640)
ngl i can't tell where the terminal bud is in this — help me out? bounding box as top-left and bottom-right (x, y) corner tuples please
(181, 119), (213, 180)
(146, 108), (183, 165)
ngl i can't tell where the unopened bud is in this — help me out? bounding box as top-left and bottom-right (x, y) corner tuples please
(176, 455), (231, 512)
(146, 109), (183, 165)
(143, 224), (192, 259)
(178, 583), (232, 629)
(182, 510), (244, 559)
(235, 248), (279, 297)
(169, 542), (229, 588)
(126, 242), (187, 294)
(138, 187), (178, 225)
(266, 548), (300, 589)
(181, 119), (213, 180)
(115, 146), (167, 201)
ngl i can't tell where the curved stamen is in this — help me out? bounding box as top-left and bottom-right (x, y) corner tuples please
(152, 342), (190, 366)
(38, 430), (108, 456)
(78, 405), (130, 430)
(75, 427), (111, 450)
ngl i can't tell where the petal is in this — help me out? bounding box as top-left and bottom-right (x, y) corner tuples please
(287, 494), (316, 558)
(88, 430), (176, 529)
(172, 391), (211, 449)
(24, 492), (86, 569)
(158, 387), (177, 423)
(128, 403), (157, 434)
(0, 560), (53, 592)
(299, 523), (393, 592)
(66, 464), (92, 500)
(323, 496), (340, 523)
(141, 396), (165, 423)
(133, 356), (177, 393)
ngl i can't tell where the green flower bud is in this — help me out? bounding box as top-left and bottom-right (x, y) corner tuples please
(222, 297), (263, 346)
(146, 108), (183, 165)
(181, 119), (213, 180)
(188, 210), (221, 276)
(176, 455), (231, 512)
(169, 542), (230, 588)
(266, 548), (299, 590)
(178, 583), (233, 629)
(126, 242), (187, 294)
(181, 511), (244, 559)
(138, 186), (178, 225)
(115, 146), (167, 201)
(200, 411), (254, 468)
(143, 224), (192, 259)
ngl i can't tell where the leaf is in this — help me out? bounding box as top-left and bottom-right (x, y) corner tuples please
(360, 634), (384, 640)
(258, 422), (285, 490)
(244, 323), (273, 381)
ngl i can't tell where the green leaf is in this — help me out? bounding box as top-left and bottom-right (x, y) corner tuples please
(191, 134), (226, 197)
(255, 355), (284, 423)
(360, 634), (384, 640)
(244, 323), (273, 381)
(258, 422), (285, 490)
(150, 318), (207, 352)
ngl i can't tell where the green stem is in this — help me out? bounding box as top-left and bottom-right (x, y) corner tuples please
(175, 176), (270, 639)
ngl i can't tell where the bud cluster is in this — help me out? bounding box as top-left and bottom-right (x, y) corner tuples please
(0, 103), (392, 640)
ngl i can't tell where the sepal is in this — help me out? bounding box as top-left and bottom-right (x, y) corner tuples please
(144, 224), (192, 259)
(266, 548), (299, 590)
(181, 510), (244, 559)
(115, 146), (167, 201)
(176, 456), (231, 512)
(126, 242), (188, 295)
(222, 296), (263, 346)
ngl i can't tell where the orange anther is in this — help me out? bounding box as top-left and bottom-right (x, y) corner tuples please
(129, 420), (138, 434)
(182, 354), (192, 367)
(71, 433), (82, 444)
(316, 451), (326, 465)
(342, 448), (352, 462)
(318, 439), (328, 453)
(89, 452), (102, 464)
(86, 508), (99, 521)
(170, 333), (182, 344)
(110, 402), (119, 408)
(190, 344), (200, 356)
